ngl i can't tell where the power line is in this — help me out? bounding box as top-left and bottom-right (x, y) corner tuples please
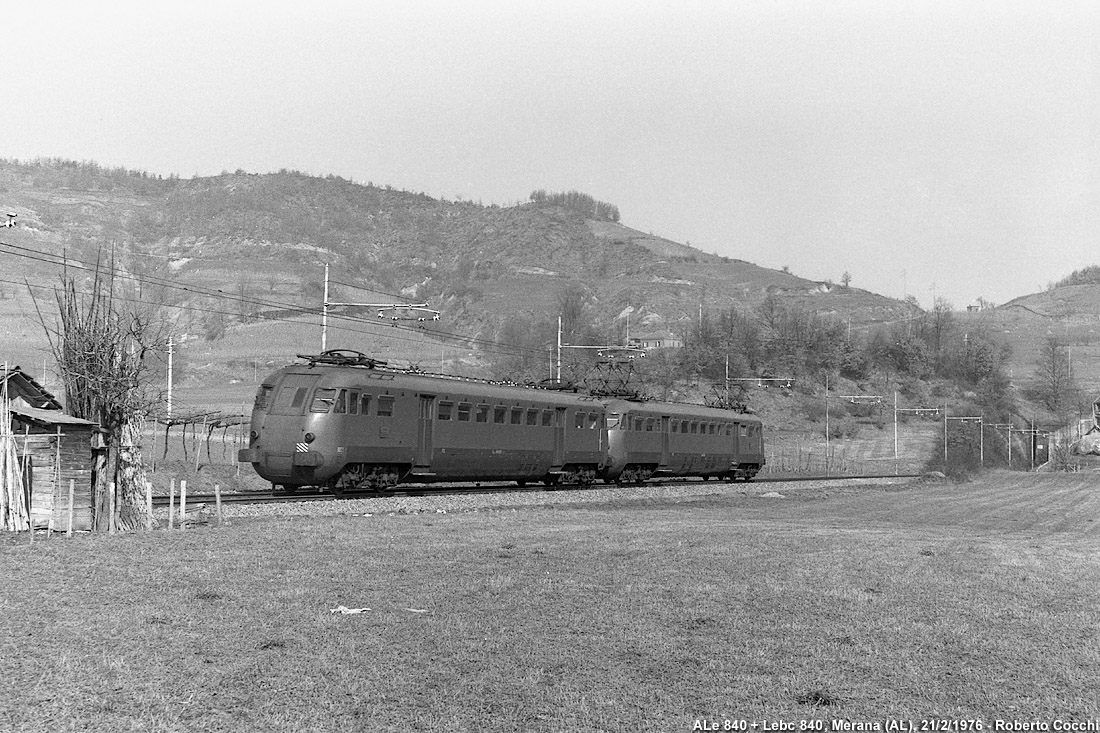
(0, 239), (551, 362)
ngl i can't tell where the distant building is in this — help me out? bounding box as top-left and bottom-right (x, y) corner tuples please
(627, 332), (683, 350)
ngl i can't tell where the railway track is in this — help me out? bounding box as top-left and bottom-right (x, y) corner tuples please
(151, 473), (919, 508)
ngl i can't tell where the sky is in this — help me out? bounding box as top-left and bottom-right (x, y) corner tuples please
(4, 0), (1098, 309)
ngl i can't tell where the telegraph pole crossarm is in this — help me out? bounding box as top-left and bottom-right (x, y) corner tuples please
(320, 264), (440, 351)
(944, 414), (984, 465)
(893, 391), (941, 475)
(727, 377), (794, 387)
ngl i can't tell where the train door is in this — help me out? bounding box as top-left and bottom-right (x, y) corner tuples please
(552, 407), (566, 467)
(415, 395), (436, 469)
(660, 416), (670, 469)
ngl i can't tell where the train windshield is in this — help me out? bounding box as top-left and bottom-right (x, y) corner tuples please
(268, 375), (321, 415)
(606, 413), (621, 430)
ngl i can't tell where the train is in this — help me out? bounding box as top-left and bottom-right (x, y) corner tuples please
(237, 350), (765, 492)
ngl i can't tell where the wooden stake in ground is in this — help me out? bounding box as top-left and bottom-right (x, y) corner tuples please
(67, 479), (74, 537)
(0, 371), (30, 532)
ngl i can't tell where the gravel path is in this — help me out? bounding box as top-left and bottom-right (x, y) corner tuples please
(165, 476), (918, 522)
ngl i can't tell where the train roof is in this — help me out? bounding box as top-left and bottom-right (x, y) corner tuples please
(270, 352), (761, 421)
(602, 397), (762, 423)
(274, 362), (606, 408)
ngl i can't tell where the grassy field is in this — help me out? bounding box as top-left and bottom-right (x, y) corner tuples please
(2, 471), (1098, 731)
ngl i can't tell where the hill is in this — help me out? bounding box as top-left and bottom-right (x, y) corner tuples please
(972, 285), (1100, 415)
(0, 158), (919, 409)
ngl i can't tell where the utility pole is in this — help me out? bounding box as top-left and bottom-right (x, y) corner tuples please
(945, 412), (983, 465)
(321, 263), (330, 351)
(556, 316), (562, 383)
(319, 263), (439, 352)
(166, 335), (174, 419)
(893, 392), (940, 475)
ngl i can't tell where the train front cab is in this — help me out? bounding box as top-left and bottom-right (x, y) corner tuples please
(238, 370), (339, 488)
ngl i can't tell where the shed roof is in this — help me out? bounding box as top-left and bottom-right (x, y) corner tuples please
(9, 402), (98, 428)
(0, 365), (63, 410)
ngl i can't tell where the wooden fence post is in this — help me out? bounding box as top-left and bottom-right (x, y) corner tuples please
(168, 479), (175, 530)
(67, 479), (75, 538)
(108, 481), (116, 535)
(179, 479), (187, 531)
(214, 483), (222, 525)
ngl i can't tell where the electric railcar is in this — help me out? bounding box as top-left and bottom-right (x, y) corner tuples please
(237, 351), (764, 491)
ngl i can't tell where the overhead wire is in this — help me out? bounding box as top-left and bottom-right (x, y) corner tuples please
(0, 239), (562, 363)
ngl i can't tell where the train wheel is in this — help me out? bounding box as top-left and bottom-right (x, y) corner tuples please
(516, 480), (527, 488)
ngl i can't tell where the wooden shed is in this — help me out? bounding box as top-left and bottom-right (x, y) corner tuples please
(1, 366), (101, 531)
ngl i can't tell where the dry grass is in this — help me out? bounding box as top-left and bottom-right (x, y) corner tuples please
(2, 472), (1099, 731)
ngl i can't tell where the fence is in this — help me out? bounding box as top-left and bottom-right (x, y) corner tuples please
(145, 412), (249, 471)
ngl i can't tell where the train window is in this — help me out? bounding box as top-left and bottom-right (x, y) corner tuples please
(542, 410), (553, 427)
(360, 394), (371, 415)
(740, 425), (748, 437)
(510, 408), (523, 425)
(708, 423), (715, 435)
(476, 404), (489, 423)
(671, 420), (679, 433)
(377, 396), (394, 417)
(310, 388), (338, 413)
(253, 385), (273, 410)
(690, 422), (698, 434)
(333, 390), (347, 414)
(644, 418), (654, 432)
(526, 409), (538, 426)
(588, 413), (599, 429)
(606, 414), (620, 430)
(725, 424), (732, 436)
(494, 406), (507, 424)
(633, 417), (643, 432)
(457, 403), (471, 422)
(438, 402), (453, 421)
(575, 412), (586, 429)
(269, 376), (323, 415)
(348, 391), (359, 415)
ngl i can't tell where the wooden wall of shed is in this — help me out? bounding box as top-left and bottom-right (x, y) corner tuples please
(20, 429), (95, 531)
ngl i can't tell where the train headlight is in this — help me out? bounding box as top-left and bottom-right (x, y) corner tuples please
(249, 430), (258, 440)
(304, 432), (316, 443)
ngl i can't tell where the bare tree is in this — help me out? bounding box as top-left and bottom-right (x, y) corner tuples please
(557, 284), (589, 345)
(33, 257), (166, 531)
(1033, 336), (1076, 420)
